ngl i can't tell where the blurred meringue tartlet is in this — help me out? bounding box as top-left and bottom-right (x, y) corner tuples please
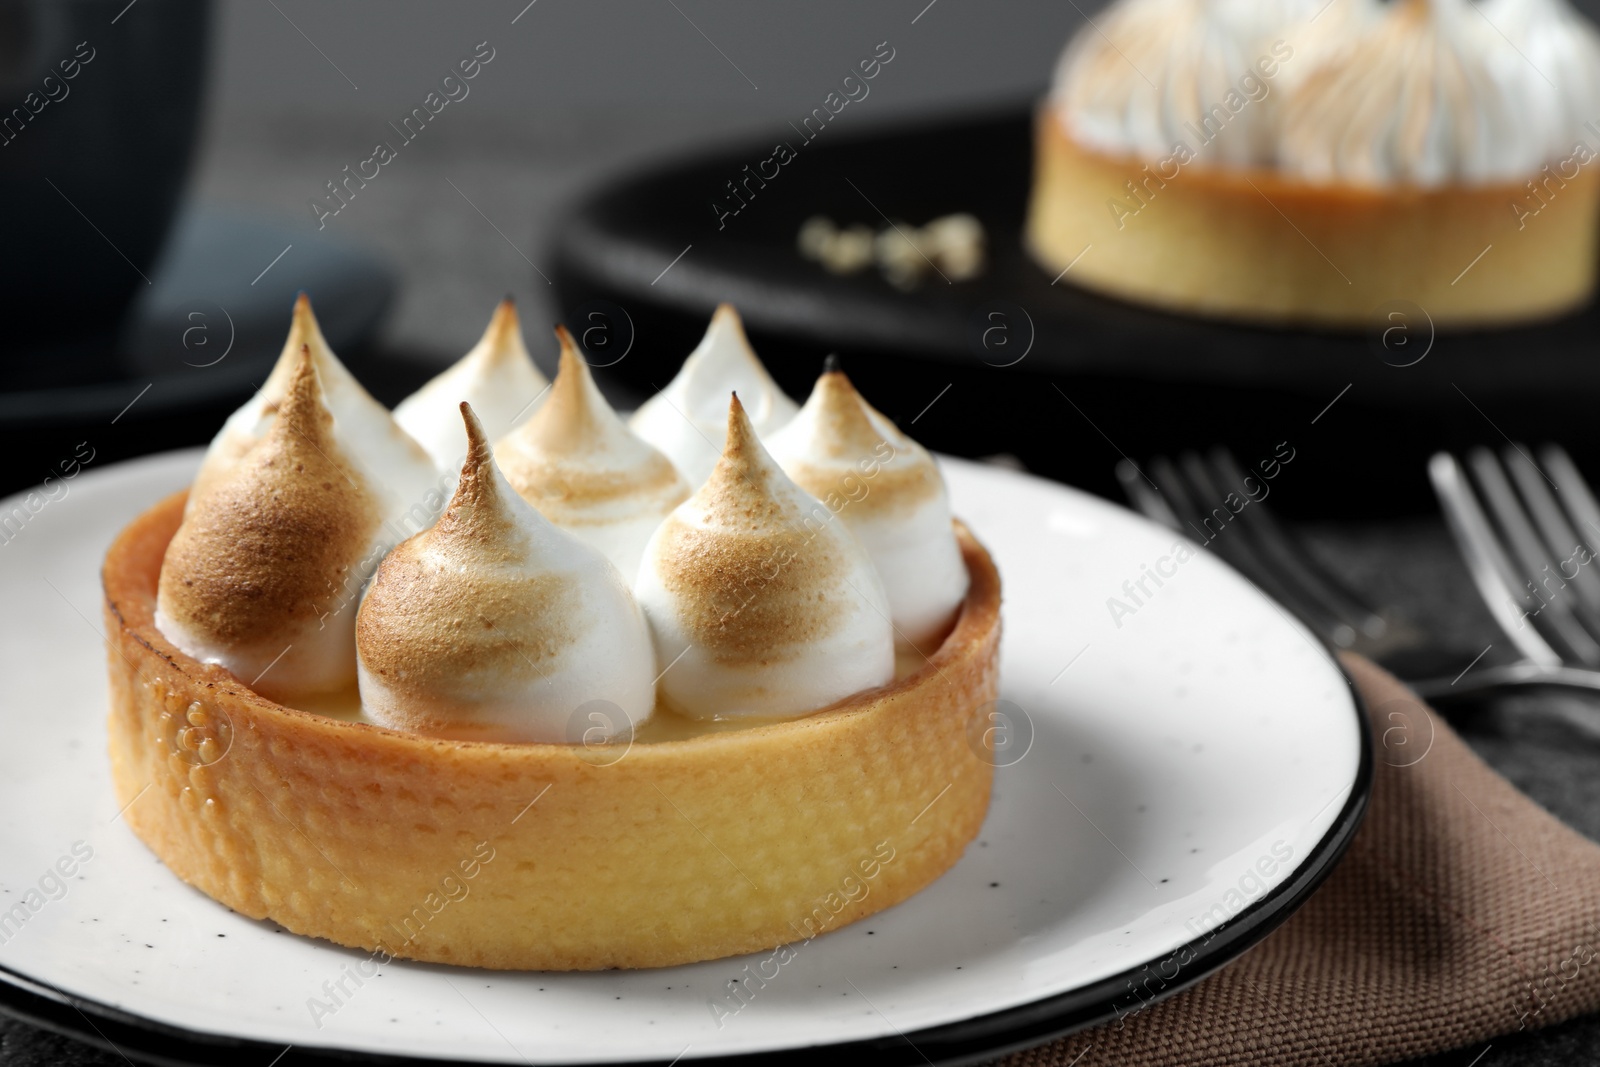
(1026, 0), (1600, 326)
(102, 296), (1001, 971)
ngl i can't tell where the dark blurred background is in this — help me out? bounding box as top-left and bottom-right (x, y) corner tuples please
(0, 0), (1089, 498)
(187, 0), (1075, 347)
(3, 0), (1598, 512)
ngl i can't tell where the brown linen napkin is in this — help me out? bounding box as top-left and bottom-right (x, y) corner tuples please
(993, 653), (1600, 1067)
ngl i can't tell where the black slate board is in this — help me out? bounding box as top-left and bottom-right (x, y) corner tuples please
(548, 105), (1600, 518)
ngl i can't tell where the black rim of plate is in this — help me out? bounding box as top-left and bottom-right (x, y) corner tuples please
(0, 646), (1373, 1067)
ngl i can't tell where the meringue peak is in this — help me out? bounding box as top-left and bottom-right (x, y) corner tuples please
(679, 306), (784, 422)
(474, 298), (534, 375)
(441, 401), (518, 539)
(278, 344), (343, 455)
(283, 293), (331, 371)
(716, 391), (761, 478)
(634, 392), (895, 719)
(698, 305), (754, 369)
(529, 324), (625, 448)
(770, 368), (934, 518)
(157, 344), (384, 699)
(494, 327), (690, 578)
(191, 293), (437, 514)
(766, 367), (968, 652)
(356, 402), (656, 743)
(257, 293), (386, 434)
(695, 393), (789, 517)
(393, 299), (551, 475)
(628, 304), (798, 487)
(806, 369), (899, 461)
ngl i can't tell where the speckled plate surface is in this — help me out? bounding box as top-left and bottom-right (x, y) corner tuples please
(0, 449), (1368, 1066)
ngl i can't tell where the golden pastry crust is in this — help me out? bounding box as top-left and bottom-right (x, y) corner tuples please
(104, 490), (1001, 970)
(1026, 109), (1600, 327)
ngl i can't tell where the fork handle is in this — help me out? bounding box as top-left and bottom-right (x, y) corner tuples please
(1410, 662), (1600, 702)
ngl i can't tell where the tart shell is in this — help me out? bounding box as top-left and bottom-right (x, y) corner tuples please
(103, 490), (1001, 971)
(1026, 108), (1600, 328)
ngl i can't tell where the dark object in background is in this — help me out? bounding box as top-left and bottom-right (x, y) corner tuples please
(122, 208), (399, 380)
(548, 106), (1600, 519)
(0, 204), (404, 500)
(0, 0), (404, 501)
(0, 0), (210, 388)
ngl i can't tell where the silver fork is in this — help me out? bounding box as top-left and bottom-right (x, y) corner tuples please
(1115, 447), (1600, 701)
(1426, 443), (1600, 697)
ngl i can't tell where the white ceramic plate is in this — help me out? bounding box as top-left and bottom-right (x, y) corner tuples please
(0, 450), (1368, 1066)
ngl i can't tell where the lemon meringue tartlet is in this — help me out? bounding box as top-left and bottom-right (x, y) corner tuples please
(1026, 0), (1600, 326)
(102, 299), (1001, 971)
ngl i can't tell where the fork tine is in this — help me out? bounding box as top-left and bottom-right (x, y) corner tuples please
(1122, 453), (1354, 645)
(1500, 445), (1600, 616)
(1208, 447), (1388, 640)
(1172, 451), (1354, 644)
(1143, 455), (1211, 541)
(1114, 459), (1180, 531)
(1542, 444), (1600, 534)
(1541, 443), (1600, 597)
(1467, 447), (1600, 666)
(1428, 452), (1563, 667)
(1142, 456), (1249, 580)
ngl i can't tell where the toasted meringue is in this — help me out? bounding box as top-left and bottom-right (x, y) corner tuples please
(393, 298), (550, 475)
(1280, 0), (1555, 186)
(157, 347), (397, 700)
(634, 394), (894, 720)
(356, 403), (655, 743)
(1051, 0), (1600, 187)
(1484, 0), (1600, 160)
(495, 326), (690, 581)
(1050, 0), (1293, 169)
(190, 294), (438, 513)
(1280, 0), (1600, 185)
(767, 360), (968, 652)
(629, 304), (798, 488)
